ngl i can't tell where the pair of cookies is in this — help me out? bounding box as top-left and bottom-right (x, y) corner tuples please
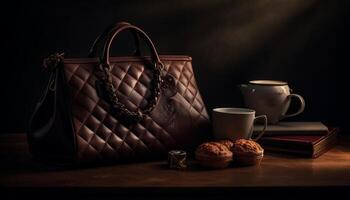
(195, 139), (264, 169)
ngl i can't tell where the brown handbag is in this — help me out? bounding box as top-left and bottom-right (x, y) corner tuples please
(28, 22), (210, 164)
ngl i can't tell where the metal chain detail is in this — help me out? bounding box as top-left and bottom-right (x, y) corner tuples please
(96, 62), (163, 124)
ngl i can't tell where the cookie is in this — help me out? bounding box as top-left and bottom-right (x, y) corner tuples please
(232, 139), (264, 166)
(195, 142), (233, 169)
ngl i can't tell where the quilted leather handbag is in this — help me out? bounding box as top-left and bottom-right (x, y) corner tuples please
(28, 22), (210, 164)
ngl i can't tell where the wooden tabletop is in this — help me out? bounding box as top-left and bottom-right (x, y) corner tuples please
(1, 133), (350, 198)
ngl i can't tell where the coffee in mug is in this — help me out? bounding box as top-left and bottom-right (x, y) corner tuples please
(239, 80), (305, 124)
(212, 107), (267, 141)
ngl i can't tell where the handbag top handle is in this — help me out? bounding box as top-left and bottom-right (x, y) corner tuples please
(94, 22), (164, 124)
(88, 22), (141, 58)
(100, 23), (163, 68)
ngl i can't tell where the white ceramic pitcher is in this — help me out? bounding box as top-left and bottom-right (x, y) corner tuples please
(239, 80), (305, 124)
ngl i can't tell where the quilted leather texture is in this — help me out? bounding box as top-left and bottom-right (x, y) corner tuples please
(63, 56), (209, 163)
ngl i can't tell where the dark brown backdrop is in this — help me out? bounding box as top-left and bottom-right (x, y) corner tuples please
(2, 0), (349, 133)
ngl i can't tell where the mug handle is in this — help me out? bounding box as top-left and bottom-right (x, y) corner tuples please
(281, 94), (305, 119)
(252, 115), (267, 141)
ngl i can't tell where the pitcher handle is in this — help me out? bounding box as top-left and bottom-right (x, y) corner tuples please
(281, 94), (305, 119)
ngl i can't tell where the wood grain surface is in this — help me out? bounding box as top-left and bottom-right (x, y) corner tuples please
(1, 133), (349, 198)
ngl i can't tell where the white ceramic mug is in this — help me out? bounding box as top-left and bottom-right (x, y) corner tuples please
(212, 107), (267, 141)
(239, 80), (305, 124)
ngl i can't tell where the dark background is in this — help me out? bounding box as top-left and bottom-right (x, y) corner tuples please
(2, 0), (349, 133)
